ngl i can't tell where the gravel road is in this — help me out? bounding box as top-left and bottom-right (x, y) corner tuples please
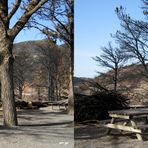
(0, 106), (74, 148)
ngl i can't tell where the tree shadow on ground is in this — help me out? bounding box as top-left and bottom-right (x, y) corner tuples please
(74, 125), (147, 148)
(16, 108), (68, 121)
(0, 108), (73, 129)
(75, 125), (148, 142)
(17, 108), (67, 115)
(0, 126), (73, 142)
(75, 125), (107, 140)
(20, 121), (73, 127)
(0, 109), (73, 142)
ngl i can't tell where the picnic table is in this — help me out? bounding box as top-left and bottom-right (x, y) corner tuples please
(48, 100), (68, 110)
(104, 108), (148, 140)
(129, 104), (148, 109)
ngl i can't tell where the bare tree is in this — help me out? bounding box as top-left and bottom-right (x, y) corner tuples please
(93, 42), (128, 91)
(55, 45), (70, 100)
(0, 0), (48, 127)
(34, 64), (47, 100)
(35, 41), (70, 101)
(114, 6), (148, 77)
(13, 50), (31, 100)
(142, 0), (148, 18)
(36, 42), (60, 101)
(48, 0), (74, 114)
(28, 0), (74, 114)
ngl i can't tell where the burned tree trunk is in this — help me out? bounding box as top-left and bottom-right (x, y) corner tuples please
(18, 85), (23, 100)
(47, 72), (55, 101)
(67, 0), (74, 115)
(68, 40), (74, 115)
(0, 39), (17, 126)
(0, 0), (48, 127)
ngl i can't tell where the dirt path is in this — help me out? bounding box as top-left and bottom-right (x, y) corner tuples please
(75, 124), (148, 148)
(0, 106), (74, 148)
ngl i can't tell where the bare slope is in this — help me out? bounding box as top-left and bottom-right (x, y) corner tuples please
(75, 64), (148, 105)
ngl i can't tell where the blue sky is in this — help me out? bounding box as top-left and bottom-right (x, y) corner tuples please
(12, 0), (144, 78)
(75, 0), (144, 78)
(14, 28), (45, 43)
(7, 1), (46, 43)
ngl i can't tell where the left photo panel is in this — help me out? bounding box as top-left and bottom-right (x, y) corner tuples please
(0, 0), (74, 147)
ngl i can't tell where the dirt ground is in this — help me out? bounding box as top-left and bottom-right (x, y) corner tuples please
(75, 124), (148, 148)
(0, 106), (74, 148)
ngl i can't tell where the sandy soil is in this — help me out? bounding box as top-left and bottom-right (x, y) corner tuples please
(0, 106), (74, 148)
(75, 124), (148, 148)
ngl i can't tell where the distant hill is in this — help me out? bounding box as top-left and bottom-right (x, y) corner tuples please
(75, 64), (148, 105)
(13, 40), (51, 55)
(13, 40), (53, 85)
(12, 40), (70, 101)
(74, 77), (92, 86)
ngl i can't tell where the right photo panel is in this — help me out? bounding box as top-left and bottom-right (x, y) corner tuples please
(75, 0), (148, 147)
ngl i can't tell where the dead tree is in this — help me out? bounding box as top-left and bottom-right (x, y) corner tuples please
(114, 6), (148, 77)
(28, 0), (74, 114)
(35, 42), (70, 101)
(0, 0), (48, 127)
(93, 42), (128, 91)
(13, 50), (31, 100)
(36, 42), (59, 101)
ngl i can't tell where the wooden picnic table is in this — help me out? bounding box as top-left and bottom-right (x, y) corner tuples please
(129, 104), (148, 109)
(48, 100), (68, 110)
(104, 108), (148, 141)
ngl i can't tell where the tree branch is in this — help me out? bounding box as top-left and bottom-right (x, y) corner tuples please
(7, 0), (22, 21)
(0, 1), (8, 25)
(8, 0), (48, 39)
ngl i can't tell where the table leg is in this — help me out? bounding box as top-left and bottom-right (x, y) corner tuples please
(145, 116), (148, 124)
(143, 116), (148, 132)
(106, 118), (115, 134)
(130, 120), (143, 141)
(120, 120), (129, 134)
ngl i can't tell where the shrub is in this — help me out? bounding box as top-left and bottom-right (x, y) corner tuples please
(75, 90), (129, 122)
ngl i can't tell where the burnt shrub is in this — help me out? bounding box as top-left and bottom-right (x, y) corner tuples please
(75, 91), (129, 122)
(15, 100), (28, 109)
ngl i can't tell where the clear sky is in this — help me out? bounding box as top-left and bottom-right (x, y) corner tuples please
(9, 3), (46, 43)
(14, 28), (45, 43)
(75, 0), (144, 78)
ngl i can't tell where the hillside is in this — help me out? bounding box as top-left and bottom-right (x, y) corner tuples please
(75, 64), (148, 105)
(12, 40), (70, 101)
(13, 40), (49, 54)
(74, 77), (92, 86)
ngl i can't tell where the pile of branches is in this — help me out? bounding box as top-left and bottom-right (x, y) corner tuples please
(75, 81), (129, 122)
